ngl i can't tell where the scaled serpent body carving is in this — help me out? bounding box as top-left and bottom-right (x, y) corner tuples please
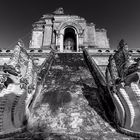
(83, 39), (140, 138)
(0, 40), (55, 137)
(1, 38), (140, 138)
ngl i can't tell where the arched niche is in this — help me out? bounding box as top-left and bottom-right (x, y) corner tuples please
(63, 27), (77, 52)
(58, 21), (83, 34)
(57, 22), (83, 52)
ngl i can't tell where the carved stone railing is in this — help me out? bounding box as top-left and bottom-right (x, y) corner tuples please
(83, 40), (140, 138)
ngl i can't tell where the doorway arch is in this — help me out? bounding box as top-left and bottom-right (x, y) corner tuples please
(63, 27), (77, 52)
(58, 21), (83, 52)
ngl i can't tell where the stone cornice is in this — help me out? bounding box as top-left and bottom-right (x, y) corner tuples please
(0, 48), (140, 58)
(0, 49), (139, 57)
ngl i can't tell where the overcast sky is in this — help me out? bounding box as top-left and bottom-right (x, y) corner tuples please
(0, 0), (140, 49)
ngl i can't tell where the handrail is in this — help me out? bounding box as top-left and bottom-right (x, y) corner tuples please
(82, 48), (116, 127)
(0, 127), (26, 139)
(0, 49), (56, 139)
(37, 49), (55, 85)
(83, 48), (106, 87)
(27, 49), (56, 112)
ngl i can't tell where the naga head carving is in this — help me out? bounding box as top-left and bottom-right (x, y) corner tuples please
(83, 40), (140, 137)
(106, 40), (140, 136)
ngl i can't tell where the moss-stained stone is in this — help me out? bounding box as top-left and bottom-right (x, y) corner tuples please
(27, 53), (132, 139)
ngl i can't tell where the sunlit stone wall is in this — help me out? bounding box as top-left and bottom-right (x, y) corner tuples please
(0, 48), (140, 74)
(30, 8), (110, 50)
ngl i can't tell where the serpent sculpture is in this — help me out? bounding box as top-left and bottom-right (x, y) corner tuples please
(1, 38), (140, 138)
(0, 40), (55, 138)
(83, 39), (140, 138)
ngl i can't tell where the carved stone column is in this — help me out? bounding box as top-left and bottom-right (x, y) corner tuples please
(52, 31), (56, 45)
(59, 33), (64, 52)
(30, 23), (44, 48)
(55, 30), (60, 51)
(78, 31), (84, 51)
(42, 17), (53, 48)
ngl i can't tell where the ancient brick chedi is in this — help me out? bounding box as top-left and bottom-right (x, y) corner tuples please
(0, 8), (139, 73)
(30, 8), (110, 51)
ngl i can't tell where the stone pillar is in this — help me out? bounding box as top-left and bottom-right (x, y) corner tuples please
(76, 34), (79, 51)
(78, 33), (84, 51)
(54, 30), (59, 51)
(52, 31), (58, 50)
(87, 23), (96, 46)
(42, 18), (53, 48)
(52, 31), (56, 46)
(30, 25), (44, 49)
(95, 29), (110, 48)
(59, 33), (64, 52)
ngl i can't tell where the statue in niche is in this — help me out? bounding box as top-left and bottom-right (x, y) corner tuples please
(64, 38), (74, 51)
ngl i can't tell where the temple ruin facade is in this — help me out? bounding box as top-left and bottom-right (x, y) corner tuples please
(30, 8), (110, 51)
(0, 8), (139, 72)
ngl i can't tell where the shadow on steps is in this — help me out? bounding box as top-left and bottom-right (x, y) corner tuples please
(41, 89), (72, 113)
(82, 83), (117, 129)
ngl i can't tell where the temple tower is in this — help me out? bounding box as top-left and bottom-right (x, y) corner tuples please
(30, 8), (110, 52)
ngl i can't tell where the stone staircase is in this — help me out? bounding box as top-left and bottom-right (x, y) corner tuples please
(0, 52), (134, 139)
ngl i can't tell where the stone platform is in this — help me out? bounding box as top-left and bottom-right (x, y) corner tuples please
(5, 53), (133, 139)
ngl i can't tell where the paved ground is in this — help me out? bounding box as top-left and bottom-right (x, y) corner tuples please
(3, 53), (134, 139)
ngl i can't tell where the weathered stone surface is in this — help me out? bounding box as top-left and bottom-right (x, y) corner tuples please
(95, 29), (110, 48)
(31, 30), (43, 48)
(31, 8), (110, 50)
(26, 53), (132, 139)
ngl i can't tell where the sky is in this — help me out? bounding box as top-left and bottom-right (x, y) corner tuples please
(0, 0), (140, 49)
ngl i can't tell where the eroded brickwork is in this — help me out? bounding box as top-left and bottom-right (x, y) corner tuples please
(30, 8), (110, 50)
